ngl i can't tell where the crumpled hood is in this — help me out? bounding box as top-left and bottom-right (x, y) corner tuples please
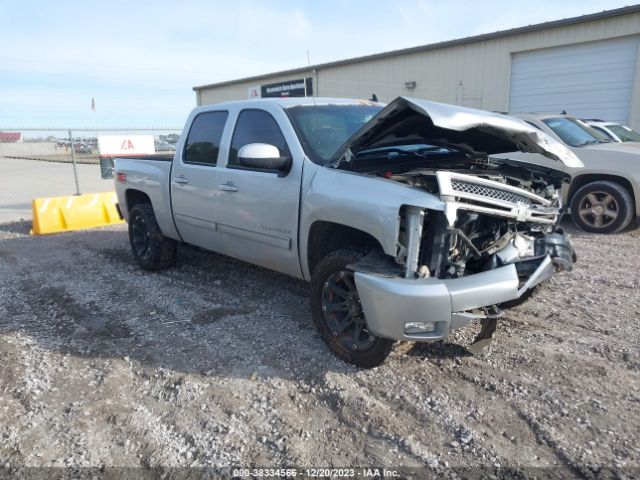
(331, 97), (583, 168)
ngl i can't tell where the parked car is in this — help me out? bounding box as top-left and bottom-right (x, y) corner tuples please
(73, 142), (92, 154)
(114, 97), (578, 367)
(511, 113), (640, 233)
(583, 120), (640, 143)
(155, 139), (176, 152)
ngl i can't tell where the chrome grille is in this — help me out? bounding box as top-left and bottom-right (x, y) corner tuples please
(451, 181), (533, 207)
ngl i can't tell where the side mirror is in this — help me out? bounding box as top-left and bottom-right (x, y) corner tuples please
(237, 143), (290, 173)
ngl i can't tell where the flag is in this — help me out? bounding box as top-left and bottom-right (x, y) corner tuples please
(91, 97), (96, 112)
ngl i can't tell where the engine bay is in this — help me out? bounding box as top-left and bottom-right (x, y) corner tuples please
(353, 151), (573, 281)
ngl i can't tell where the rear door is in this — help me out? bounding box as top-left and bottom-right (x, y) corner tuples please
(170, 110), (229, 250)
(214, 106), (304, 277)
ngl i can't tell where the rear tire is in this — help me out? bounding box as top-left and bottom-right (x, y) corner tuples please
(128, 203), (177, 270)
(570, 181), (634, 233)
(311, 248), (394, 368)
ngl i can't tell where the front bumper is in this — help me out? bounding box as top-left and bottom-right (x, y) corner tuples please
(354, 233), (574, 342)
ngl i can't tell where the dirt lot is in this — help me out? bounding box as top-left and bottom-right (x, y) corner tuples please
(0, 220), (639, 478)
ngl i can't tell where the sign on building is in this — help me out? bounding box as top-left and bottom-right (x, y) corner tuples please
(260, 78), (313, 98)
(247, 86), (261, 98)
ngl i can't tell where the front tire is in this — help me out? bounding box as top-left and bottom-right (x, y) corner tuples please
(570, 181), (634, 233)
(128, 203), (177, 270)
(311, 248), (394, 368)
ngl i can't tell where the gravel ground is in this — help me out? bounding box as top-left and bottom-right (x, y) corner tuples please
(0, 220), (639, 479)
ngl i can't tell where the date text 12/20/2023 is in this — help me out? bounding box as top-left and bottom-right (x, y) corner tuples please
(232, 467), (399, 477)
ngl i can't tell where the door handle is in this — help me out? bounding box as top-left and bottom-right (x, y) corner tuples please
(173, 175), (189, 185)
(219, 182), (238, 192)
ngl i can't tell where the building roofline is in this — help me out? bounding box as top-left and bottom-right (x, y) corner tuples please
(193, 4), (640, 91)
(191, 97), (380, 110)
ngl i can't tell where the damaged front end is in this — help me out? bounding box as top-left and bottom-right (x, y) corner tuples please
(331, 97), (579, 349)
(353, 170), (575, 348)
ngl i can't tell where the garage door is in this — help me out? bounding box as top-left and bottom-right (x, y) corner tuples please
(509, 36), (639, 124)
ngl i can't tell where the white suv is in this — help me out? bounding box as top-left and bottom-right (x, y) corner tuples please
(584, 120), (640, 143)
(511, 113), (640, 234)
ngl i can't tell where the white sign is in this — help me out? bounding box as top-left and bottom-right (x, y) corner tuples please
(247, 86), (261, 99)
(98, 135), (155, 157)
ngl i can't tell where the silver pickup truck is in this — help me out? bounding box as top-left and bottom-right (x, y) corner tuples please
(114, 97), (580, 367)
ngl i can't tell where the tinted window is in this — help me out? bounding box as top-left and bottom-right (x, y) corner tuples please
(184, 111), (228, 165)
(229, 110), (290, 166)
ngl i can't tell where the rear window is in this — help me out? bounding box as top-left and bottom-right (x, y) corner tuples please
(184, 111), (228, 166)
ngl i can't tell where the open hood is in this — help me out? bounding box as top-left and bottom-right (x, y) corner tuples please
(331, 97), (583, 168)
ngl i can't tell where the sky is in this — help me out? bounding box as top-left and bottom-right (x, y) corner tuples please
(0, 0), (635, 128)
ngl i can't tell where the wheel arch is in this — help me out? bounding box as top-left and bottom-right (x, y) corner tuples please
(568, 174), (637, 217)
(125, 189), (152, 215)
(306, 221), (385, 279)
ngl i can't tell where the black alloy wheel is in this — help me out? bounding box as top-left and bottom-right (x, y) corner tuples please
(131, 214), (151, 260)
(311, 248), (394, 368)
(128, 203), (177, 270)
(321, 268), (376, 353)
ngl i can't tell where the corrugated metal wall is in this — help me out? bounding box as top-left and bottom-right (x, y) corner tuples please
(509, 36), (640, 123)
(197, 11), (640, 128)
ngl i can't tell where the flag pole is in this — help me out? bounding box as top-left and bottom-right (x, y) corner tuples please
(91, 97), (98, 151)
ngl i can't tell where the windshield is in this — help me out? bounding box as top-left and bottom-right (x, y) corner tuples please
(608, 124), (640, 142)
(287, 104), (383, 163)
(542, 117), (605, 147)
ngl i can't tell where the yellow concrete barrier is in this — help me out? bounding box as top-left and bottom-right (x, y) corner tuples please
(32, 191), (124, 235)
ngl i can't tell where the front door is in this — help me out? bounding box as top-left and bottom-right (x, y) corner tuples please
(214, 107), (303, 277)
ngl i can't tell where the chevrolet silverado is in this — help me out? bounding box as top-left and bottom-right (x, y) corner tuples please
(114, 97), (581, 367)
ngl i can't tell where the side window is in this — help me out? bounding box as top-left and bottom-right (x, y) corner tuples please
(184, 111), (228, 166)
(228, 109), (290, 167)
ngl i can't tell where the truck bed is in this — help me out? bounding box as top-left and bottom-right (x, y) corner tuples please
(101, 153), (174, 178)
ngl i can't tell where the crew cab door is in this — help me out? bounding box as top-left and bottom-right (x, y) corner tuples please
(214, 106), (303, 277)
(170, 110), (229, 250)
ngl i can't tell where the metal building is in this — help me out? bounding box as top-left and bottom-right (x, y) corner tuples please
(194, 5), (640, 128)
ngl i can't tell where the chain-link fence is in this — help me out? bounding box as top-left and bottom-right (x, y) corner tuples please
(0, 128), (181, 223)
(0, 128), (181, 163)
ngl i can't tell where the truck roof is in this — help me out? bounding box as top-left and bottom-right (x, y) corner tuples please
(196, 97), (383, 110)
